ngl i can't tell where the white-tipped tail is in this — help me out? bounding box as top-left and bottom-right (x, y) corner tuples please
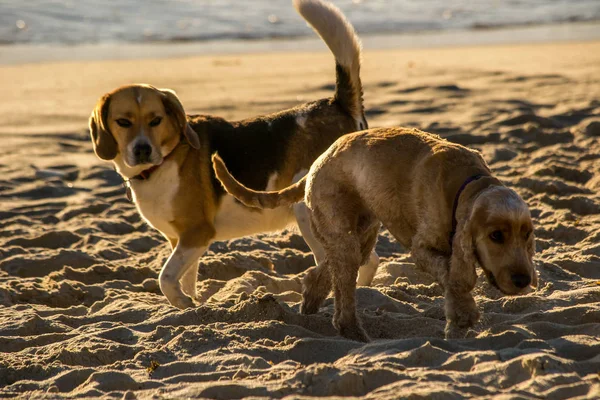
(294, 0), (366, 128)
(294, 0), (361, 69)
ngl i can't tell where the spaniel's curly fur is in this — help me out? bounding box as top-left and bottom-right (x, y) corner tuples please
(212, 127), (537, 341)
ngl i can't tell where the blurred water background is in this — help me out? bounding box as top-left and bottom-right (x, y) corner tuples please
(1, 0), (599, 45)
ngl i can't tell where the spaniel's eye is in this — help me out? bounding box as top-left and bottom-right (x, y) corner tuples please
(489, 230), (504, 244)
(524, 230), (532, 240)
(149, 116), (162, 127)
(116, 119), (132, 128)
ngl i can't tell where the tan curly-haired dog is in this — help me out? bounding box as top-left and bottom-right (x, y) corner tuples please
(212, 127), (537, 341)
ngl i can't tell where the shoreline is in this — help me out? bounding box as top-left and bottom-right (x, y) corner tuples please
(1, 39), (598, 136)
(1, 21), (599, 65)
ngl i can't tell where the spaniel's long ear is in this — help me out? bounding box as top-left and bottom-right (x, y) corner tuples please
(158, 88), (200, 149)
(89, 93), (118, 160)
(449, 210), (478, 293)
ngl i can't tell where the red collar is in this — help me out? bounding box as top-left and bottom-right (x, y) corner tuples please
(131, 164), (161, 181)
(122, 142), (182, 202)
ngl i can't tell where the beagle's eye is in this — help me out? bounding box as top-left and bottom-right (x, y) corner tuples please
(149, 116), (163, 127)
(489, 230), (504, 244)
(116, 119), (132, 128)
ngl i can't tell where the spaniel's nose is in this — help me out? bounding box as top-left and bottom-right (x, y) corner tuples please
(511, 273), (531, 288)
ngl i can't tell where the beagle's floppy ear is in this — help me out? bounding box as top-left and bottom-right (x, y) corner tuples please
(158, 88), (200, 149)
(89, 93), (118, 160)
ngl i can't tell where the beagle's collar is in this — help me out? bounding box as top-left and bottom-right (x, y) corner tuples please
(449, 174), (485, 246)
(130, 164), (161, 181)
(122, 140), (180, 201)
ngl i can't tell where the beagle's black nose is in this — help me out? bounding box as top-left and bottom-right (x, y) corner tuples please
(133, 143), (152, 163)
(511, 273), (531, 289)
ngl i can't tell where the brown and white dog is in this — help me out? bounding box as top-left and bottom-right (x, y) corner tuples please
(88, 0), (373, 309)
(212, 127), (537, 341)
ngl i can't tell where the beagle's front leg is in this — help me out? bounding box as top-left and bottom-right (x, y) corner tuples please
(164, 237), (199, 300)
(159, 228), (211, 309)
(180, 261), (201, 300)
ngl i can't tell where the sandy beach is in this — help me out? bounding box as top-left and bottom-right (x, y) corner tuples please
(1, 38), (600, 398)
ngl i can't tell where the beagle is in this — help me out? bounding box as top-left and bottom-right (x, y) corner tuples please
(89, 0), (370, 309)
(212, 127), (537, 341)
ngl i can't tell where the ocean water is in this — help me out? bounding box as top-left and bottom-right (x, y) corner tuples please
(1, 0), (599, 45)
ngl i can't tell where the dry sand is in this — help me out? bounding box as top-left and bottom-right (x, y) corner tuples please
(1, 40), (600, 399)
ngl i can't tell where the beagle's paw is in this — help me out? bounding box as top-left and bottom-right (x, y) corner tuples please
(181, 286), (199, 302)
(168, 294), (196, 310)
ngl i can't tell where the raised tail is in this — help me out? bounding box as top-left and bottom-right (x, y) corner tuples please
(212, 153), (307, 209)
(294, 0), (367, 130)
